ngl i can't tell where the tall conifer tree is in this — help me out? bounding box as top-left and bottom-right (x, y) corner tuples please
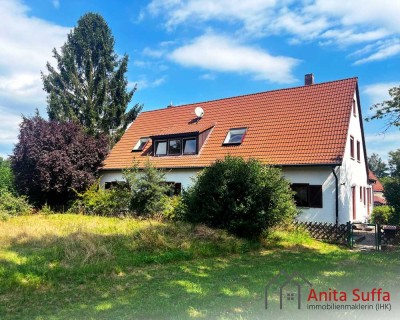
(42, 13), (141, 142)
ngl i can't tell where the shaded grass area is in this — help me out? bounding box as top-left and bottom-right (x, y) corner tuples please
(0, 215), (400, 319)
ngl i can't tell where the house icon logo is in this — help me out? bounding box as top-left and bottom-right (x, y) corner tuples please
(265, 270), (312, 309)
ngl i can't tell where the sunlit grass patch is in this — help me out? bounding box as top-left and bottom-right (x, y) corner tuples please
(0, 215), (399, 319)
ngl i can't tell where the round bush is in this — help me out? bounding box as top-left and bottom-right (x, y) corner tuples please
(370, 206), (394, 225)
(181, 156), (297, 239)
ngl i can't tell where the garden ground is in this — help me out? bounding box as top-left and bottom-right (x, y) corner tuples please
(0, 215), (399, 319)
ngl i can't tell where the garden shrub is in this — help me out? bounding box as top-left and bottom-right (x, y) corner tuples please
(370, 205), (395, 225)
(382, 177), (400, 225)
(69, 181), (130, 216)
(123, 159), (170, 217)
(0, 191), (32, 220)
(159, 195), (183, 220)
(181, 156), (297, 239)
(0, 157), (15, 195)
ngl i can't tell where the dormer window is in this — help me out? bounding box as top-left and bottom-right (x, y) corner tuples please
(153, 137), (198, 156)
(155, 140), (167, 156)
(223, 128), (247, 145)
(168, 139), (182, 155)
(132, 137), (149, 151)
(183, 138), (197, 155)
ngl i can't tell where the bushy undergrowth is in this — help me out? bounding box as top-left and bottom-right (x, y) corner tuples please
(69, 182), (130, 216)
(0, 191), (32, 221)
(370, 205), (395, 225)
(123, 159), (170, 217)
(180, 156), (297, 239)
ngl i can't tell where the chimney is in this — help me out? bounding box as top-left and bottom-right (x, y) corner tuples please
(305, 73), (314, 86)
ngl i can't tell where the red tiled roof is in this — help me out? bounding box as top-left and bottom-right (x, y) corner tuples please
(150, 122), (215, 137)
(374, 196), (386, 205)
(103, 77), (358, 169)
(368, 170), (384, 192)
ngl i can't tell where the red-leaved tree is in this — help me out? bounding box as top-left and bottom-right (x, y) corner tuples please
(11, 115), (108, 206)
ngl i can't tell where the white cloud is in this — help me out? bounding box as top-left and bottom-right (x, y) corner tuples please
(365, 132), (400, 161)
(143, 47), (165, 58)
(0, 0), (70, 156)
(363, 82), (399, 106)
(0, 106), (21, 147)
(169, 34), (299, 83)
(146, 0), (400, 63)
(147, 0), (277, 31)
(354, 41), (400, 65)
(129, 76), (167, 90)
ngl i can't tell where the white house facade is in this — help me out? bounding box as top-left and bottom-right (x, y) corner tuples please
(100, 75), (372, 224)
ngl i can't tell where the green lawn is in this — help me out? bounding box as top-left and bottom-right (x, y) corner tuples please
(0, 215), (399, 319)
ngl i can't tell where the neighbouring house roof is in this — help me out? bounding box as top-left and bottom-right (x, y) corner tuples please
(102, 77), (359, 170)
(374, 195), (387, 205)
(368, 170), (384, 192)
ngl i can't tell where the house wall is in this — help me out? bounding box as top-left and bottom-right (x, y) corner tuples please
(339, 92), (372, 222)
(282, 167), (338, 223)
(100, 166), (340, 223)
(100, 169), (201, 190)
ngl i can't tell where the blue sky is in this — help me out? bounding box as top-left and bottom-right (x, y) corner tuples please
(0, 0), (399, 161)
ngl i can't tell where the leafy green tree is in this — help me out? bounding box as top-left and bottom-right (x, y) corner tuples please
(0, 157), (15, 195)
(180, 156), (297, 239)
(123, 159), (170, 216)
(381, 150), (400, 225)
(42, 13), (142, 142)
(388, 149), (400, 177)
(367, 85), (400, 129)
(368, 153), (388, 178)
(383, 178), (400, 225)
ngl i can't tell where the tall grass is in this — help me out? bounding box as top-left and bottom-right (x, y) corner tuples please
(0, 215), (251, 285)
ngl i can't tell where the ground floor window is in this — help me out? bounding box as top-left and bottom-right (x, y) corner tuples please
(291, 184), (323, 208)
(104, 181), (129, 190)
(163, 182), (182, 196)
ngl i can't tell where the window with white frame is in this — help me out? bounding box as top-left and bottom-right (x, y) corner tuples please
(132, 137), (149, 151)
(223, 128), (247, 145)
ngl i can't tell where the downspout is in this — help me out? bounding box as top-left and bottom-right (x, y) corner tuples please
(331, 166), (339, 225)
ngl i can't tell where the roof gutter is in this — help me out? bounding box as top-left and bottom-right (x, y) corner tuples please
(331, 166), (339, 225)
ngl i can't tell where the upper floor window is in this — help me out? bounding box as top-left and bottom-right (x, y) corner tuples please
(352, 99), (356, 117)
(155, 140), (167, 156)
(168, 139), (182, 155)
(223, 128), (247, 145)
(183, 138), (197, 155)
(132, 137), (149, 151)
(154, 137), (197, 156)
(357, 140), (361, 162)
(350, 136), (355, 159)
